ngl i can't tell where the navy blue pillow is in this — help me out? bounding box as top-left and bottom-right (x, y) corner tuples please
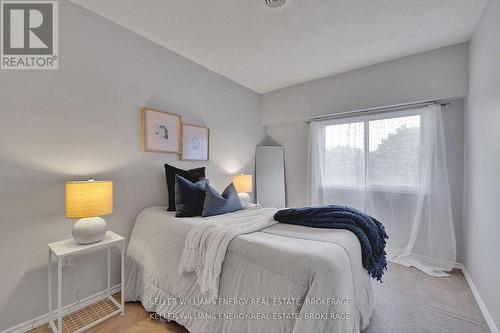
(175, 175), (208, 217)
(165, 164), (206, 211)
(202, 183), (243, 217)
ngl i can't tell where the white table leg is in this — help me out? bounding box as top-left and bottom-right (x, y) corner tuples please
(57, 257), (62, 333)
(121, 241), (125, 315)
(107, 246), (111, 297)
(48, 249), (52, 327)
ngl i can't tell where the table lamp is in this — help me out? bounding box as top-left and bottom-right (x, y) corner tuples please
(232, 174), (253, 207)
(66, 179), (113, 244)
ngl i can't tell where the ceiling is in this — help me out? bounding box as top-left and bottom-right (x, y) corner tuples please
(70, 0), (487, 93)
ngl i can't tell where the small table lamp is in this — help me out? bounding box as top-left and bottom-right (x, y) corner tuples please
(66, 179), (113, 244)
(232, 174), (253, 207)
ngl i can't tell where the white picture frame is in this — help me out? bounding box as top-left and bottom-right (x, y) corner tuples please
(142, 108), (182, 153)
(181, 124), (210, 161)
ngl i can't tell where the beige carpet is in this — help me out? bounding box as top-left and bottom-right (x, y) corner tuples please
(364, 263), (489, 333)
(30, 263), (489, 333)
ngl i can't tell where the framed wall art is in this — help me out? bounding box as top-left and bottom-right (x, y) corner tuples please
(142, 108), (182, 153)
(181, 124), (210, 161)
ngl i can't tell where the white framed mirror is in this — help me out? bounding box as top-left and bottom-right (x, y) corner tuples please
(256, 146), (286, 208)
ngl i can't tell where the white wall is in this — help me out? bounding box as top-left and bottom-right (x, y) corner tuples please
(0, 1), (265, 330)
(262, 43), (468, 125)
(465, 0), (500, 329)
(263, 45), (468, 262)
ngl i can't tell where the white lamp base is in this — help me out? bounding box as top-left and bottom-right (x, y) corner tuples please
(238, 192), (251, 207)
(72, 217), (107, 244)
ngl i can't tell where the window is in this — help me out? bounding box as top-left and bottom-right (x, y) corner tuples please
(309, 104), (457, 275)
(324, 121), (365, 187)
(324, 110), (422, 191)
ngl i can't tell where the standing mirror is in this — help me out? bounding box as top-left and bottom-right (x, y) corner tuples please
(256, 146), (286, 208)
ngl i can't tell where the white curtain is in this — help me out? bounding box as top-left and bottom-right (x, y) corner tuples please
(307, 104), (456, 277)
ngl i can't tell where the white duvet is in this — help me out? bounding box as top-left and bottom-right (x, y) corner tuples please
(179, 208), (279, 299)
(125, 206), (373, 333)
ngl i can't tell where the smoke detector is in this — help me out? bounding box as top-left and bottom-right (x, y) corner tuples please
(266, 0), (286, 7)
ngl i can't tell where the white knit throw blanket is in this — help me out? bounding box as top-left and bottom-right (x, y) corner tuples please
(178, 208), (278, 299)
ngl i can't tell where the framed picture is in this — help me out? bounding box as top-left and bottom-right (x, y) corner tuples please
(181, 124), (210, 161)
(142, 108), (182, 153)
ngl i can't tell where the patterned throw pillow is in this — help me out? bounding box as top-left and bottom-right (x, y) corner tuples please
(202, 183), (243, 217)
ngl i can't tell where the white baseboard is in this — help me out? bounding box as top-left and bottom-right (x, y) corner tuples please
(0, 284), (121, 333)
(456, 263), (499, 333)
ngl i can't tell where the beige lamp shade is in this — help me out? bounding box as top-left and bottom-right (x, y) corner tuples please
(66, 180), (113, 218)
(232, 174), (253, 193)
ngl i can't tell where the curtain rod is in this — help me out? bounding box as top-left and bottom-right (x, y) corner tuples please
(305, 101), (449, 124)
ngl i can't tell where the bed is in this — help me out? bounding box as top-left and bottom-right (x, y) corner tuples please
(125, 206), (374, 333)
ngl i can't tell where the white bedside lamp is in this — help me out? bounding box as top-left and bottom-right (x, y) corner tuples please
(66, 179), (113, 244)
(232, 174), (253, 207)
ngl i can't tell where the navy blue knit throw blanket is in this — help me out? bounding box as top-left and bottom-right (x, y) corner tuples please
(274, 205), (388, 281)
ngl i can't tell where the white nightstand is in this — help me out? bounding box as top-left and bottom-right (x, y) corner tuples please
(47, 231), (125, 333)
